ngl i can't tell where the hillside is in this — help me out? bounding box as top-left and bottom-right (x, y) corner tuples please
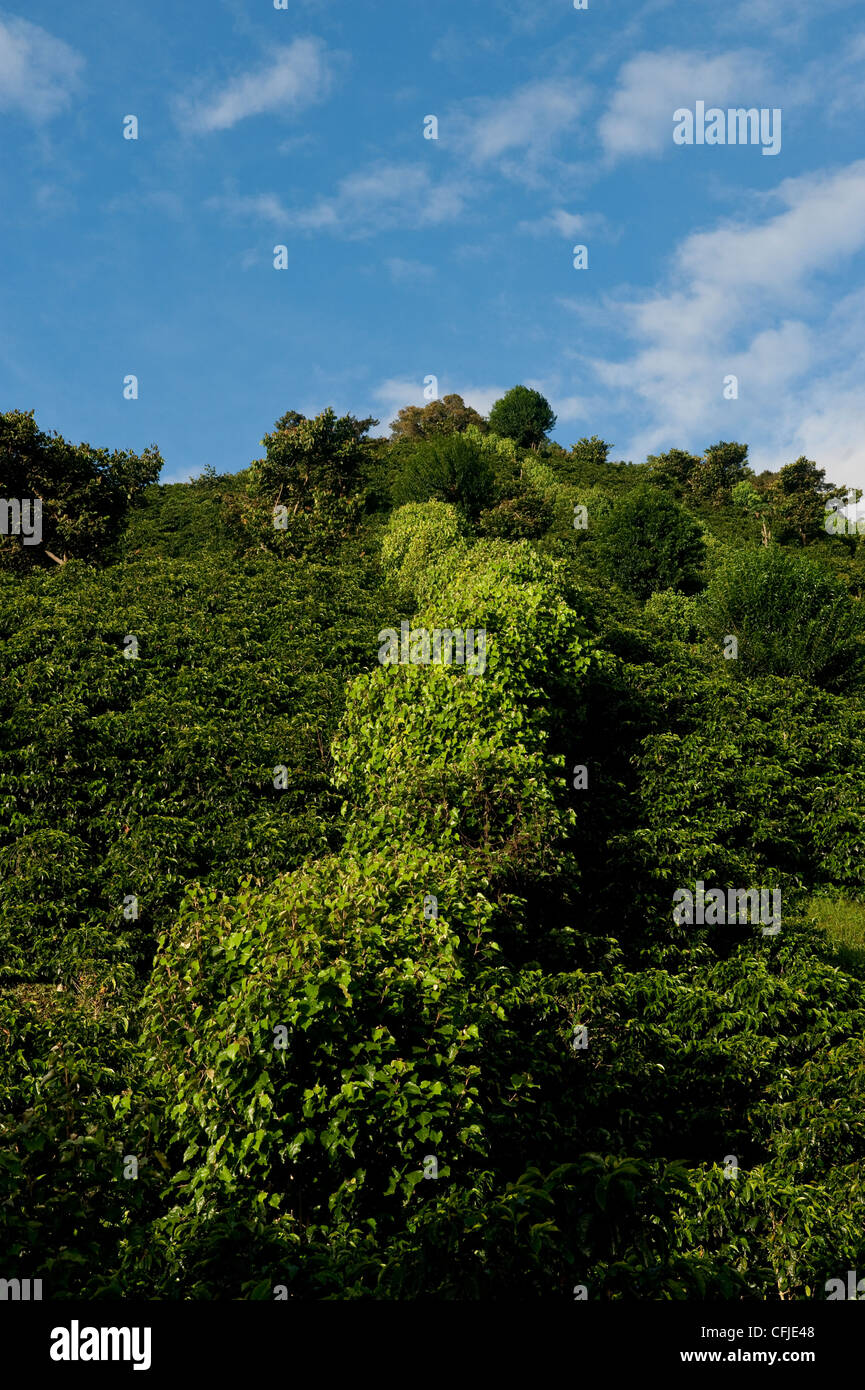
(1, 404), (864, 1299)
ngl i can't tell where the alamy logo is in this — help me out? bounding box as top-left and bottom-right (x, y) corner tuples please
(0, 497), (42, 545)
(825, 492), (865, 536)
(673, 881), (781, 934)
(378, 620), (487, 675)
(673, 102), (782, 156)
(825, 1270), (865, 1300)
(50, 1321), (152, 1372)
(0, 1277), (42, 1300)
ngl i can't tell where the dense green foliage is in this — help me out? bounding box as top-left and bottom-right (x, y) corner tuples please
(593, 488), (706, 599)
(223, 408), (381, 558)
(392, 432), (496, 523)
(389, 393), (488, 440)
(2, 393), (865, 1301)
(488, 386), (557, 450)
(380, 500), (467, 601)
(0, 409), (162, 572)
(699, 544), (863, 688)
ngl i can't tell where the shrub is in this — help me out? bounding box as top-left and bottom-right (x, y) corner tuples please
(477, 489), (552, 540)
(698, 544), (864, 689)
(644, 448), (701, 498)
(0, 551), (384, 982)
(229, 408), (378, 556)
(392, 433), (496, 524)
(643, 589), (701, 643)
(593, 488), (706, 599)
(688, 440), (750, 505)
(517, 457), (583, 538)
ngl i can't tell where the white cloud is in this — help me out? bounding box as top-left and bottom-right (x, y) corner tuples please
(598, 48), (768, 162)
(460, 384), (508, 416)
(0, 15), (83, 121)
(368, 377), (424, 434)
(208, 191), (289, 223)
(451, 78), (588, 167)
(728, 0), (857, 31)
(295, 162), (469, 232)
(582, 161), (865, 484)
(546, 394), (590, 425)
(518, 376), (594, 429)
(518, 208), (605, 238)
(385, 257), (435, 284)
(176, 37), (335, 133)
(209, 162), (472, 237)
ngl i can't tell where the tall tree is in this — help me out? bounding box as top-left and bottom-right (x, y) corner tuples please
(732, 478), (774, 545)
(645, 448), (701, 498)
(0, 408), (162, 571)
(488, 386), (557, 450)
(228, 407), (379, 557)
(251, 407), (378, 505)
(688, 440), (750, 505)
(389, 393), (488, 440)
(770, 456), (843, 546)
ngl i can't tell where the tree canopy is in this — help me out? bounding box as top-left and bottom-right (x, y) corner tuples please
(389, 393), (488, 440)
(488, 385), (557, 449)
(0, 408), (162, 571)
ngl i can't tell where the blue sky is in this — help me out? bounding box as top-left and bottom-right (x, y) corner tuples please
(1, 0), (864, 484)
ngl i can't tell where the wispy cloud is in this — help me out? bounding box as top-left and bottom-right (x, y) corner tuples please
(34, 181), (78, 216)
(727, 0), (857, 35)
(0, 14), (83, 121)
(176, 37), (335, 133)
(104, 189), (187, 220)
(385, 257), (435, 284)
(581, 161), (865, 481)
(209, 162), (473, 237)
(460, 384), (509, 416)
(598, 48), (769, 162)
(518, 208), (607, 238)
(449, 78), (589, 182)
(822, 32), (865, 117)
(369, 377), (427, 434)
(431, 28), (499, 64)
(491, 0), (565, 34)
(526, 381), (593, 427)
(548, 395), (591, 425)
(208, 191), (289, 223)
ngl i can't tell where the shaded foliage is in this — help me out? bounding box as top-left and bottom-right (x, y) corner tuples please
(0, 408), (162, 572)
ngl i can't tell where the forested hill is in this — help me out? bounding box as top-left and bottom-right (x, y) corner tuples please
(1, 393), (864, 1299)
